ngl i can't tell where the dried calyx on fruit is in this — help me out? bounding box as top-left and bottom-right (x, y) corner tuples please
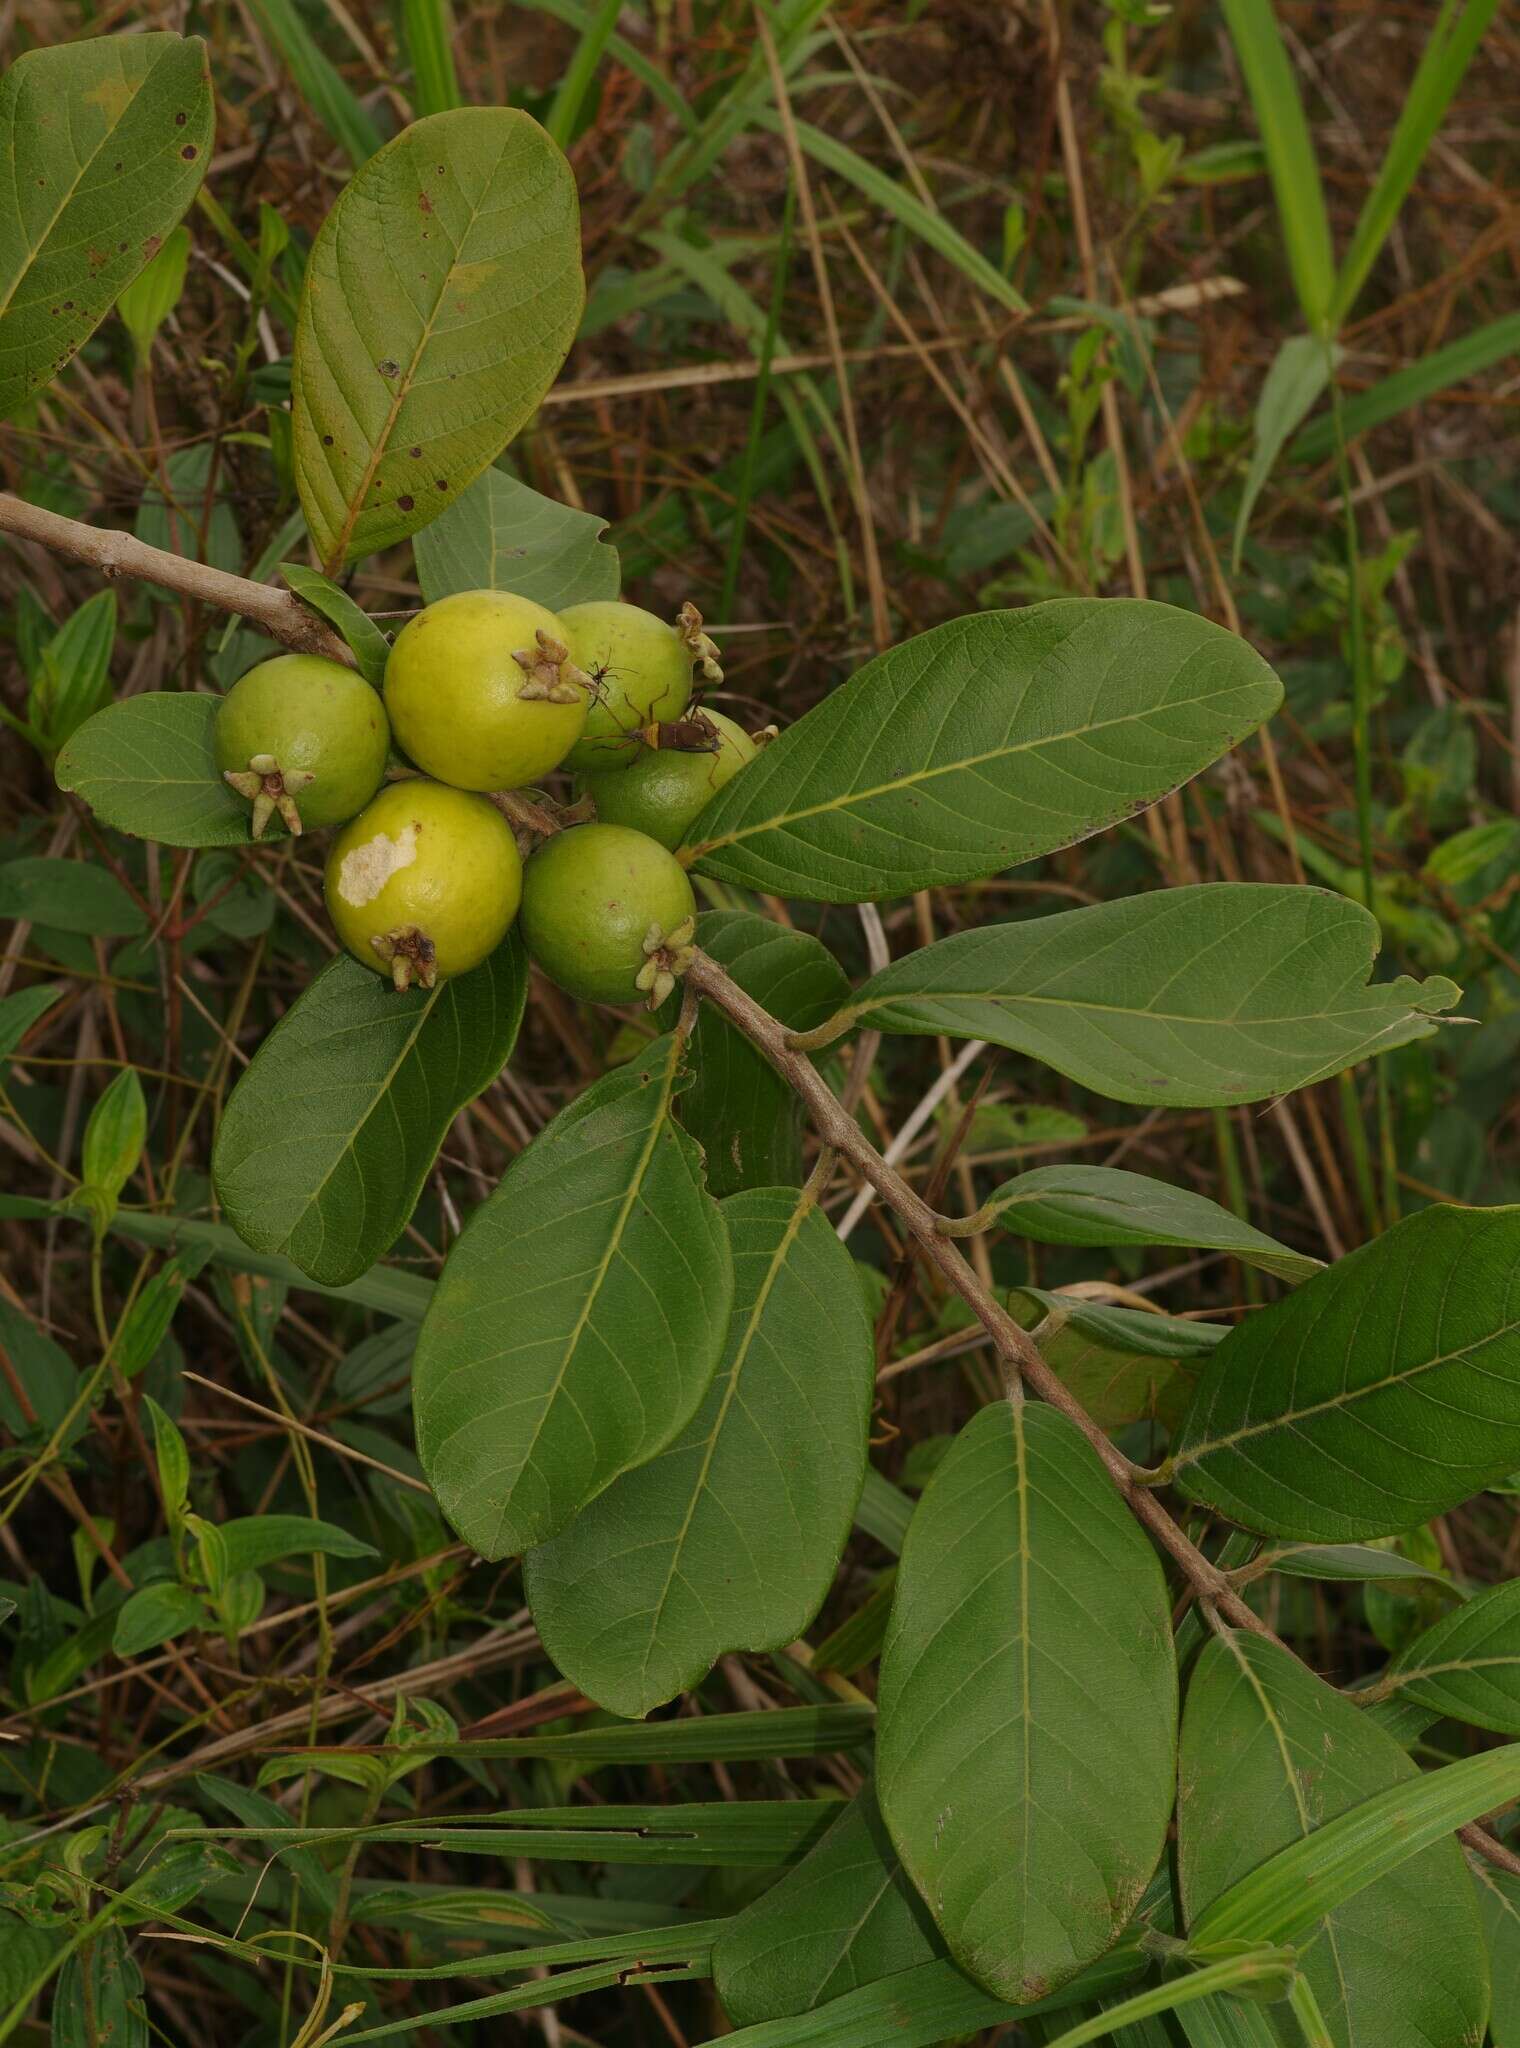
(581, 709), (769, 850)
(215, 654), (390, 839)
(519, 822), (698, 1009)
(383, 589), (592, 792)
(557, 598), (723, 773)
(324, 779), (522, 992)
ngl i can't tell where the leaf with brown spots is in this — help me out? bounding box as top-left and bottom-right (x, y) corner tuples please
(291, 107), (583, 570)
(0, 31), (213, 418)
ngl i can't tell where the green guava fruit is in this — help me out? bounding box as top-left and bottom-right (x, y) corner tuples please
(558, 599), (722, 772)
(383, 589), (590, 792)
(325, 779), (522, 991)
(520, 822), (697, 1007)
(215, 653), (389, 838)
(581, 709), (761, 849)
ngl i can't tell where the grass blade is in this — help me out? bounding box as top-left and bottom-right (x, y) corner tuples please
(1329, 0), (1503, 326)
(1219, 0), (1334, 332)
(248, 0), (383, 165)
(1291, 311), (1520, 461)
(400, 0), (462, 115)
(545, 0), (623, 148)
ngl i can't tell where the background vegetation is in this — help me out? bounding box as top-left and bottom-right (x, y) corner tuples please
(2, 0), (1519, 2041)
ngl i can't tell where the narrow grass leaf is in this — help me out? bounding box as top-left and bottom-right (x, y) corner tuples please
(687, 602), (1282, 903)
(1175, 1204), (1520, 1539)
(401, 0), (462, 116)
(877, 1402), (1177, 2001)
(1328, 0), (1505, 326)
(1292, 312), (1520, 462)
(1232, 334), (1338, 566)
(247, 0), (382, 164)
(1219, 0), (1334, 331)
(753, 112), (1025, 315)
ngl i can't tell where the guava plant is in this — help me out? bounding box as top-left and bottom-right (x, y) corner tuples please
(6, 25), (1520, 2048)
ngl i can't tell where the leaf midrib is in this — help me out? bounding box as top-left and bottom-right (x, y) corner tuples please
(317, 126), (513, 568)
(0, 43), (169, 322)
(638, 1187), (816, 1685)
(687, 677), (1267, 862)
(1176, 1308), (1520, 1474)
(488, 1033), (682, 1555)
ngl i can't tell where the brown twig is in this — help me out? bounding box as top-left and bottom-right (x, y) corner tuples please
(0, 492), (353, 665)
(683, 948), (1520, 1878)
(684, 948), (1266, 1634)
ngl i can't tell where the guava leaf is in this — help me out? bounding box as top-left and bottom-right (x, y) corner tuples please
(0, 32), (213, 418)
(980, 1164), (1320, 1280)
(713, 1784), (945, 2028)
(55, 693), (249, 847)
(1174, 1204), (1520, 1539)
(291, 107), (583, 568)
(413, 1031), (733, 1557)
(526, 1184), (875, 1717)
(667, 911), (851, 1197)
(414, 464), (620, 612)
(1178, 1632), (1486, 2048)
(877, 1401), (1177, 2002)
(684, 600), (1282, 902)
(834, 884), (1459, 1108)
(1378, 1579), (1520, 1735)
(214, 942), (529, 1287)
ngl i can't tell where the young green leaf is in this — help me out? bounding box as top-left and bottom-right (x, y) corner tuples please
(685, 602), (1282, 903)
(291, 108), (583, 568)
(1232, 334), (1339, 567)
(142, 1396), (190, 1535)
(1178, 1631), (1487, 2048)
(826, 885), (1457, 1108)
(0, 985), (64, 1069)
(0, 33), (213, 418)
(33, 589), (117, 749)
(82, 1067), (147, 1205)
(526, 1183), (875, 1718)
(413, 1031), (734, 1557)
(877, 1401), (1178, 2002)
(1377, 1577), (1520, 1734)
(214, 943), (529, 1287)
(668, 911), (851, 1197)
(1007, 1288), (1223, 1431)
(971, 1164), (1320, 1281)
(413, 464), (621, 613)
(713, 1783), (945, 2028)
(113, 1582), (203, 1658)
(116, 223), (191, 363)
(1174, 1204), (1520, 1539)
(215, 1514), (378, 1573)
(55, 693), (250, 848)
(278, 563), (392, 688)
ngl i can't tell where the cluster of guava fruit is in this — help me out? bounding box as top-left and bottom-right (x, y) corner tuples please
(213, 592), (770, 1005)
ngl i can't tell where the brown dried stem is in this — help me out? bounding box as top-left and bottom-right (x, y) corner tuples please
(0, 491), (353, 665)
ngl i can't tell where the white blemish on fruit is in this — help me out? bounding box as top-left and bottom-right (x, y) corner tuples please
(337, 823), (419, 905)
